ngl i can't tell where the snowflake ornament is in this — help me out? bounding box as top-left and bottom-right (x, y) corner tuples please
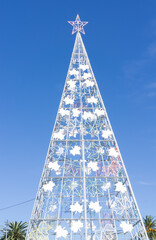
(120, 221), (133, 233)
(72, 108), (81, 117)
(69, 69), (79, 76)
(79, 64), (89, 71)
(56, 146), (64, 156)
(102, 130), (112, 139)
(89, 201), (102, 213)
(64, 96), (74, 105)
(43, 181), (55, 192)
(59, 108), (70, 117)
(82, 72), (92, 79)
(70, 146), (81, 155)
(67, 80), (76, 90)
(83, 111), (97, 121)
(101, 182), (111, 191)
(84, 80), (95, 87)
(70, 202), (83, 213)
(108, 148), (119, 158)
(71, 220), (83, 233)
(88, 161), (99, 172)
(115, 182), (127, 193)
(48, 162), (61, 175)
(87, 96), (98, 104)
(53, 129), (65, 140)
(55, 225), (68, 238)
(94, 109), (105, 116)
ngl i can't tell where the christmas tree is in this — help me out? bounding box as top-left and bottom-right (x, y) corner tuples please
(26, 15), (148, 240)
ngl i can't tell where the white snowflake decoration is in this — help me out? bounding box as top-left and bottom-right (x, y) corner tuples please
(89, 201), (102, 213)
(70, 146), (81, 155)
(94, 109), (105, 116)
(55, 225), (68, 238)
(64, 96), (74, 105)
(79, 64), (89, 71)
(71, 220), (83, 233)
(69, 69), (79, 76)
(115, 182), (127, 193)
(87, 161), (99, 172)
(87, 96), (98, 104)
(56, 147), (64, 156)
(48, 162), (61, 175)
(59, 108), (70, 117)
(43, 181), (55, 192)
(72, 108), (81, 117)
(82, 72), (92, 79)
(108, 148), (119, 158)
(101, 182), (111, 191)
(83, 111), (97, 121)
(70, 202), (83, 213)
(53, 129), (65, 140)
(84, 79), (95, 87)
(102, 130), (112, 138)
(67, 80), (76, 90)
(120, 221), (133, 233)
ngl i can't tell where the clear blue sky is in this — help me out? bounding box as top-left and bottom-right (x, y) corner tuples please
(0, 0), (156, 226)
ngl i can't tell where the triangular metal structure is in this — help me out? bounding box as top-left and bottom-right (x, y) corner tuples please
(26, 31), (148, 240)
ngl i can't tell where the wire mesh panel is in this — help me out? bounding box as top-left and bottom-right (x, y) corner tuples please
(26, 31), (148, 240)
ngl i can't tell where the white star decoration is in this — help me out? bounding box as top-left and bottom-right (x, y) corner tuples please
(87, 96), (98, 104)
(53, 129), (65, 140)
(108, 148), (119, 158)
(70, 202), (83, 213)
(71, 220), (83, 233)
(59, 108), (70, 116)
(79, 64), (89, 71)
(102, 130), (112, 138)
(43, 181), (55, 192)
(72, 108), (80, 117)
(55, 225), (68, 238)
(70, 145), (81, 155)
(64, 96), (74, 105)
(115, 182), (127, 193)
(48, 162), (61, 175)
(89, 201), (102, 213)
(101, 182), (111, 191)
(120, 221), (133, 233)
(68, 14), (88, 35)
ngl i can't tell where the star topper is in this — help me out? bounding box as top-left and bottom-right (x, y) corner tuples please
(68, 14), (88, 34)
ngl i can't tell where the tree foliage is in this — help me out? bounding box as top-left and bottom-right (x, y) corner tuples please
(144, 216), (156, 240)
(0, 221), (27, 240)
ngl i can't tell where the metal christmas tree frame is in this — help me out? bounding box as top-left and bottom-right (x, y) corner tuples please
(26, 15), (148, 240)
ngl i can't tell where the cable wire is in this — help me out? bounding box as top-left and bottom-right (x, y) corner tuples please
(0, 198), (35, 211)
